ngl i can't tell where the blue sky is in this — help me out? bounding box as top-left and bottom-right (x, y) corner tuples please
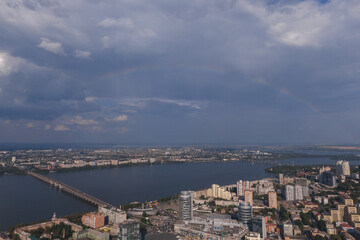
(0, 0), (359, 145)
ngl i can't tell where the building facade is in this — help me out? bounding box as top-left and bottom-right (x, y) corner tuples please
(117, 220), (140, 240)
(244, 190), (253, 206)
(251, 216), (266, 239)
(336, 160), (351, 177)
(238, 200), (253, 225)
(237, 180), (244, 196)
(82, 212), (105, 229)
(98, 206), (127, 224)
(179, 191), (193, 220)
(268, 191), (278, 209)
(285, 185), (294, 201)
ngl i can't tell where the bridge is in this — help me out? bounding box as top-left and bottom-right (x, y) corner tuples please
(28, 171), (114, 208)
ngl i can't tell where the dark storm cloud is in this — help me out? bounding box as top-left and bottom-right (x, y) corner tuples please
(0, 0), (360, 144)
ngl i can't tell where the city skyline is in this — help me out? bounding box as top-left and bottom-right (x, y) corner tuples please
(1, 0), (360, 145)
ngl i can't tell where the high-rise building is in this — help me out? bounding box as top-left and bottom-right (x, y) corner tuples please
(302, 186), (309, 197)
(208, 184), (232, 200)
(244, 190), (253, 206)
(245, 181), (250, 191)
(251, 216), (266, 239)
(268, 191), (278, 209)
(279, 173), (284, 185)
(285, 185), (294, 201)
(294, 185), (303, 201)
(336, 160), (351, 177)
(212, 184), (220, 197)
(179, 191), (193, 220)
(295, 178), (308, 187)
(11, 157), (16, 164)
(238, 200), (253, 225)
(237, 180), (244, 196)
(82, 212), (105, 229)
(320, 171), (336, 187)
(117, 219), (140, 240)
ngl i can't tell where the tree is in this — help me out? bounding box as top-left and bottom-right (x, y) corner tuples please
(294, 220), (304, 232)
(279, 206), (290, 221)
(208, 200), (216, 207)
(318, 220), (326, 231)
(313, 235), (325, 240)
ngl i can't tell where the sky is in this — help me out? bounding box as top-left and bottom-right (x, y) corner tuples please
(0, 0), (360, 145)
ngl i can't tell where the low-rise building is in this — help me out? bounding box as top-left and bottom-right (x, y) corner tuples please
(74, 229), (109, 240)
(98, 206), (127, 224)
(82, 212), (105, 229)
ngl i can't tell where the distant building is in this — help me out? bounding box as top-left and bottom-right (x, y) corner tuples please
(207, 184), (232, 200)
(238, 200), (253, 225)
(251, 216), (266, 239)
(268, 191), (278, 209)
(294, 185), (304, 201)
(98, 206), (126, 224)
(302, 186), (309, 197)
(285, 185), (294, 201)
(336, 160), (351, 177)
(282, 222), (293, 236)
(237, 180), (244, 196)
(179, 191), (193, 220)
(295, 178), (308, 187)
(74, 229), (109, 240)
(351, 173), (359, 179)
(118, 219), (140, 240)
(11, 157), (16, 164)
(244, 190), (253, 206)
(82, 212), (105, 229)
(244, 232), (260, 240)
(279, 174), (284, 185)
(320, 171), (336, 187)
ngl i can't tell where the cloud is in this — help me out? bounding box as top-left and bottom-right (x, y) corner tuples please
(26, 122), (34, 128)
(74, 50), (91, 59)
(38, 38), (66, 55)
(54, 124), (69, 131)
(69, 116), (98, 125)
(1, 0), (360, 144)
(107, 115), (128, 122)
(98, 18), (134, 28)
(0, 52), (27, 76)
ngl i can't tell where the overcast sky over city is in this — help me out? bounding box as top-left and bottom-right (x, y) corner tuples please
(0, 0), (359, 145)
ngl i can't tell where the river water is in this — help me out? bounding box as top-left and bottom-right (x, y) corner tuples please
(0, 157), (359, 230)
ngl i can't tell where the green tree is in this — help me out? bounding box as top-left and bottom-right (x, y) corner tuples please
(313, 235), (324, 240)
(279, 206), (290, 221)
(294, 220), (304, 232)
(318, 220), (326, 231)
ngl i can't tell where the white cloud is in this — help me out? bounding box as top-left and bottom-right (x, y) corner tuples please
(0, 52), (49, 77)
(85, 96), (95, 102)
(107, 115), (128, 122)
(54, 124), (69, 131)
(74, 50), (91, 59)
(0, 52), (23, 76)
(26, 122), (34, 128)
(98, 18), (134, 28)
(38, 38), (66, 55)
(69, 116), (99, 125)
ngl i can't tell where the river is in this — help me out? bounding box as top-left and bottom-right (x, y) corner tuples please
(0, 157), (359, 230)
